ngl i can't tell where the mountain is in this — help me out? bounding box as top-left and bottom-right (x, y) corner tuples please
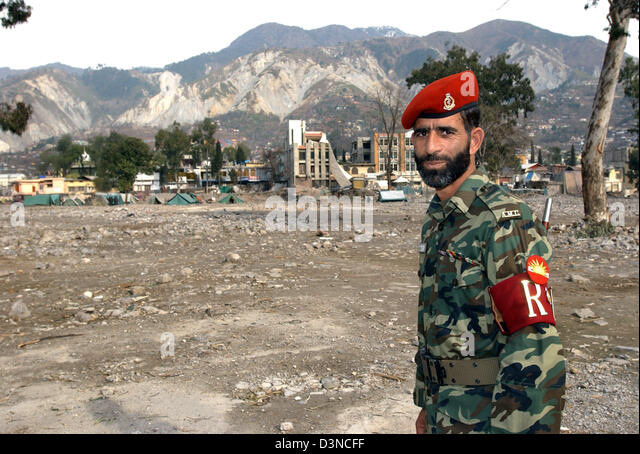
(166, 23), (414, 83)
(0, 20), (631, 155)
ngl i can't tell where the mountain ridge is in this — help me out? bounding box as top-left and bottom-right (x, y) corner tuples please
(0, 19), (629, 154)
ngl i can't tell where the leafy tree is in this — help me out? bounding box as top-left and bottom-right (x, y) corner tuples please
(155, 122), (190, 183)
(235, 143), (251, 163)
(537, 149), (544, 166)
(229, 168), (238, 184)
(407, 45), (535, 177)
(550, 146), (563, 164)
(627, 147), (639, 188)
(212, 141), (223, 184)
(36, 134), (84, 176)
(582, 0), (639, 222)
(619, 56), (639, 135)
(569, 144), (578, 166)
(0, 0), (31, 27)
(222, 146), (236, 163)
(0, 1), (32, 135)
(89, 132), (154, 192)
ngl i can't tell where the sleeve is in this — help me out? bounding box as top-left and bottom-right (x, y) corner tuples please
(484, 208), (566, 434)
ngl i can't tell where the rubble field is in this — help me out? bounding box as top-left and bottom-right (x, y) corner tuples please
(0, 192), (638, 434)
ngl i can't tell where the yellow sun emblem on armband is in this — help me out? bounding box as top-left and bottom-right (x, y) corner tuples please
(526, 255), (550, 285)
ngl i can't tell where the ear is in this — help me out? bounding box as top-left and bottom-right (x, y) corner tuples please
(469, 127), (484, 157)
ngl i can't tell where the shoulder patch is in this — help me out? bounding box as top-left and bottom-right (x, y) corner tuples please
(477, 183), (524, 223)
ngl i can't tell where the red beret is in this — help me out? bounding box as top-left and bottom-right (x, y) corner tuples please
(401, 71), (479, 129)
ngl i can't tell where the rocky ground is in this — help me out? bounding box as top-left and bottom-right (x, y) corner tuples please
(0, 191), (637, 434)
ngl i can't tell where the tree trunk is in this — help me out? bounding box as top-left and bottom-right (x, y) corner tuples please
(582, 3), (631, 222)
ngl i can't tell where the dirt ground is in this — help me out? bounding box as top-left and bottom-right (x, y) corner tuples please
(0, 192), (638, 434)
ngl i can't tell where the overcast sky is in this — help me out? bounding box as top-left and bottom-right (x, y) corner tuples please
(1, 0), (638, 70)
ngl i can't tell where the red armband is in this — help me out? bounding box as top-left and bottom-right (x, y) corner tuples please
(488, 272), (556, 335)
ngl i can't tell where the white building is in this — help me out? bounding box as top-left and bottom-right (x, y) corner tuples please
(133, 173), (161, 193)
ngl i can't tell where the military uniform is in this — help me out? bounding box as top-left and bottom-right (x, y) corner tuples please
(414, 168), (566, 434)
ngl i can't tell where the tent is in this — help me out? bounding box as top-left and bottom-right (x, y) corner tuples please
(63, 197), (80, 206)
(149, 194), (164, 204)
(220, 186), (233, 194)
(167, 193), (198, 205)
(24, 194), (62, 206)
(379, 190), (407, 202)
(218, 194), (244, 204)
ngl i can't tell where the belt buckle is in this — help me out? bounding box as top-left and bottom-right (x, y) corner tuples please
(423, 354), (447, 385)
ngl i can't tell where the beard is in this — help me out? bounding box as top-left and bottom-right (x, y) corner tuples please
(415, 138), (471, 189)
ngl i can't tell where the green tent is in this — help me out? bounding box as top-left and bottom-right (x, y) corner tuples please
(218, 194), (244, 204)
(149, 194), (163, 204)
(167, 193), (196, 205)
(24, 194), (62, 206)
(74, 197), (85, 205)
(220, 186), (233, 194)
(63, 198), (80, 206)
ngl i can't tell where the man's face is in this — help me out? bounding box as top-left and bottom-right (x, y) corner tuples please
(412, 114), (471, 189)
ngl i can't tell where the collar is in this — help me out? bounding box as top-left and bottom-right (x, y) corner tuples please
(427, 168), (490, 222)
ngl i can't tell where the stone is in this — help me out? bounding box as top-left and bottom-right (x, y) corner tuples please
(604, 357), (630, 366)
(83, 291), (93, 299)
(9, 301), (31, 320)
(226, 253), (241, 263)
(234, 381), (250, 391)
(158, 274), (172, 284)
(280, 422), (294, 431)
(592, 319), (609, 327)
(321, 377), (339, 390)
(572, 308), (596, 319)
(75, 311), (93, 323)
(129, 286), (146, 296)
(568, 274), (589, 284)
(180, 267), (193, 277)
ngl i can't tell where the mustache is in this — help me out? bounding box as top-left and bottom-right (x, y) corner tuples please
(414, 153), (452, 166)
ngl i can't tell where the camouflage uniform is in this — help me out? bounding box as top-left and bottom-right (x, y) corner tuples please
(415, 167), (566, 434)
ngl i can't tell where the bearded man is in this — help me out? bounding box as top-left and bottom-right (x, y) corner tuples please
(404, 71), (566, 434)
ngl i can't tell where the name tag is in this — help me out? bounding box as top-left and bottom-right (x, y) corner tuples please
(502, 209), (521, 219)
(418, 243), (426, 253)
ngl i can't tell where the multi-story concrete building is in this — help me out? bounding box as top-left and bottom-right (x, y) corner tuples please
(287, 120), (351, 189)
(351, 131), (420, 185)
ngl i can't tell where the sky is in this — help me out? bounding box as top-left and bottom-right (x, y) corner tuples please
(1, 0), (638, 70)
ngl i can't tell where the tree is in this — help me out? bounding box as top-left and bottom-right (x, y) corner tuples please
(36, 134), (84, 176)
(155, 122), (190, 183)
(373, 81), (409, 190)
(0, 0), (31, 27)
(235, 143), (251, 163)
(89, 132), (154, 192)
(537, 149), (544, 166)
(262, 147), (289, 188)
(407, 45), (536, 177)
(212, 141), (223, 185)
(530, 141), (535, 164)
(190, 118), (217, 191)
(569, 144), (578, 166)
(229, 168), (238, 184)
(627, 147), (639, 188)
(582, 0), (639, 222)
(619, 56), (639, 135)
(0, 1), (32, 135)
(550, 146), (563, 164)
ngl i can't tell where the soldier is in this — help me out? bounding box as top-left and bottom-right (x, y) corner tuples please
(402, 71), (566, 434)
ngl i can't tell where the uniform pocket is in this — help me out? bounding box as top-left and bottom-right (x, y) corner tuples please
(453, 262), (490, 334)
(434, 384), (493, 433)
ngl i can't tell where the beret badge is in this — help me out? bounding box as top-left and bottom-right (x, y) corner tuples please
(443, 93), (455, 111)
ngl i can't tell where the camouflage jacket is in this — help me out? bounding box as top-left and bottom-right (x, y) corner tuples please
(415, 168), (566, 434)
